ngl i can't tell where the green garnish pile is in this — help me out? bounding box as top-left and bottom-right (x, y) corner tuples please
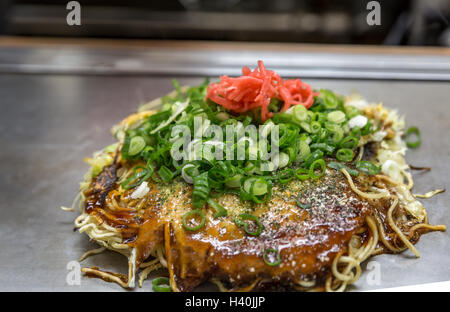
(119, 80), (382, 225)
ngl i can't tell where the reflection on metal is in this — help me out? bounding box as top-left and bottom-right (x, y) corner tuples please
(0, 45), (449, 80)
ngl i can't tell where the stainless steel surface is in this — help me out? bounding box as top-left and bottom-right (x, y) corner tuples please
(0, 74), (449, 291)
(0, 45), (450, 80)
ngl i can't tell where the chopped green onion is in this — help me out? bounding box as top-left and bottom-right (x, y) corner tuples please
(295, 168), (310, 180)
(206, 198), (228, 218)
(318, 89), (339, 109)
(355, 161), (380, 176)
(192, 172), (210, 209)
(310, 121), (322, 134)
(285, 146), (297, 163)
(225, 174), (242, 188)
(128, 136), (146, 156)
(293, 105), (308, 122)
(336, 148), (354, 162)
(244, 177), (268, 196)
(344, 106), (361, 119)
(327, 161), (359, 177)
(263, 248), (281, 266)
(242, 115), (253, 127)
(327, 111), (346, 124)
(269, 98), (281, 112)
(405, 126), (421, 148)
(339, 136), (359, 149)
(234, 213), (263, 236)
(318, 128), (328, 141)
(275, 152), (290, 168)
(243, 161), (258, 173)
(278, 168), (295, 184)
(158, 165), (174, 183)
(309, 159), (326, 179)
(300, 121), (311, 133)
(152, 277), (172, 292)
(295, 140), (310, 163)
(181, 163), (199, 184)
(122, 166), (151, 189)
(325, 123), (344, 144)
(182, 210), (206, 231)
(312, 112), (327, 124)
(310, 143), (335, 155)
(350, 127), (361, 139)
(121, 135), (131, 160)
(241, 177), (272, 204)
(304, 150), (324, 168)
(361, 120), (374, 135)
(296, 195), (311, 210)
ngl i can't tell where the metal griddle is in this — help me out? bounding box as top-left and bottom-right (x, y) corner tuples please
(0, 40), (449, 291)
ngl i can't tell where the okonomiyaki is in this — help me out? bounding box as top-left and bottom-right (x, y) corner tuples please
(63, 61), (445, 292)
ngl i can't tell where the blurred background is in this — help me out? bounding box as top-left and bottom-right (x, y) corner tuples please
(0, 0), (449, 46)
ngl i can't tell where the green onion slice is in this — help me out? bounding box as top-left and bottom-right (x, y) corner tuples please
(319, 89), (339, 109)
(326, 124), (344, 144)
(263, 248), (281, 266)
(152, 277), (172, 292)
(278, 168), (295, 184)
(234, 213), (263, 236)
(296, 194), (311, 210)
(310, 143), (335, 155)
(361, 121), (374, 135)
(293, 105), (308, 122)
(192, 172), (210, 209)
(405, 126), (421, 148)
(355, 161), (381, 176)
(309, 159), (326, 179)
(339, 136), (359, 149)
(206, 198), (228, 218)
(350, 127), (361, 139)
(327, 161), (359, 177)
(275, 152), (290, 169)
(241, 177), (272, 204)
(181, 164), (199, 184)
(310, 121), (321, 134)
(122, 166), (151, 189)
(158, 165), (174, 183)
(225, 174), (242, 188)
(345, 106), (361, 119)
(182, 210), (206, 231)
(336, 148), (354, 162)
(295, 140), (311, 163)
(304, 150), (324, 168)
(243, 177), (268, 196)
(327, 111), (346, 124)
(295, 168), (310, 180)
(128, 136), (146, 156)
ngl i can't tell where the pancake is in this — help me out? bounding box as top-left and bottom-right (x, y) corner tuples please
(66, 62), (446, 292)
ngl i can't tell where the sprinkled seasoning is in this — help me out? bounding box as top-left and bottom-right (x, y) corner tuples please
(86, 162), (371, 291)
